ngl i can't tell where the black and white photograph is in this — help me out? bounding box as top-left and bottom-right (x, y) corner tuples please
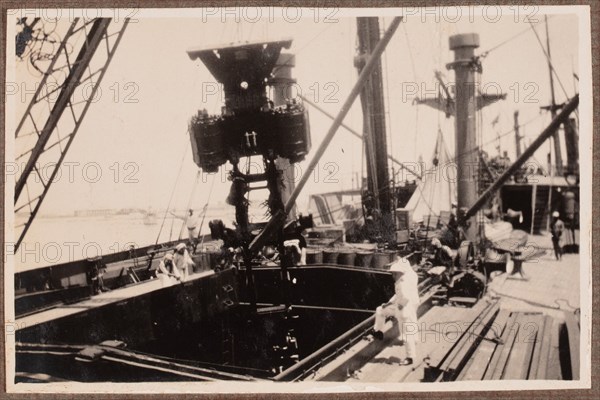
(3, 5), (593, 392)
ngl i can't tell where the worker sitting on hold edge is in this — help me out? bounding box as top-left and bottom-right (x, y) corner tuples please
(372, 255), (420, 366)
(156, 252), (181, 285)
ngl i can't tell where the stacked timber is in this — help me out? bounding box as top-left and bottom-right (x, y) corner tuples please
(424, 306), (579, 381)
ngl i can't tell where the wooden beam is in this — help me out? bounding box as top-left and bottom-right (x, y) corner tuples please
(528, 314), (549, 379)
(503, 313), (543, 380)
(483, 311), (516, 379)
(440, 302), (500, 381)
(458, 309), (510, 380)
(535, 315), (555, 379)
(489, 312), (522, 379)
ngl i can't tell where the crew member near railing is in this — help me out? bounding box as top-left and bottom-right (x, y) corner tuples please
(174, 243), (195, 280)
(156, 252), (181, 285)
(372, 255), (420, 366)
(171, 208), (201, 248)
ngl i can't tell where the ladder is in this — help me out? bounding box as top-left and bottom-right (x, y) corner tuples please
(532, 186), (550, 234)
(14, 18), (129, 251)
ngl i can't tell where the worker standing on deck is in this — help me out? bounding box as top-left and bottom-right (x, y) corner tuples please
(174, 243), (195, 280)
(170, 209), (201, 249)
(550, 211), (565, 260)
(282, 227), (308, 267)
(372, 256), (420, 366)
(186, 209), (200, 246)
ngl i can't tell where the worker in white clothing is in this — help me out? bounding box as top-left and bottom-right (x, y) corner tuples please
(372, 255), (420, 366)
(170, 209), (201, 248)
(156, 252), (181, 286)
(186, 209), (200, 243)
(173, 243), (195, 281)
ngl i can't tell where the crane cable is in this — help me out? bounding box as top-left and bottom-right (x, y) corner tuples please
(528, 19), (579, 121)
(177, 170), (202, 240)
(154, 138), (190, 246)
(197, 173), (217, 249)
(479, 17), (553, 59)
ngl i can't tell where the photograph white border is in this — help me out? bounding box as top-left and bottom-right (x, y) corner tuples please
(4, 5), (593, 393)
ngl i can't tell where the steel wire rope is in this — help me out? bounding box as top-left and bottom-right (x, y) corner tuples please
(154, 138), (190, 245)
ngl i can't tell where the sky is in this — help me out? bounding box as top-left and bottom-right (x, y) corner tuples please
(9, 7), (585, 223)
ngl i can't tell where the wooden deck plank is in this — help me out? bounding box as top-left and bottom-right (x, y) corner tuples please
(545, 317), (563, 380)
(318, 289), (441, 382)
(527, 314), (549, 379)
(385, 306), (477, 383)
(349, 307), (449, 382)
(348, 342), (409, 382)
(534, 315), (555, 379)
(457, 309), (510, 381)
(503, 313), (542, 380)
(440, 302), (500, 381)
(426, 300), (492, 369)
(489, 312), (523, 379)
(348, 305), (473, 383)
(482, 311), (517, 380)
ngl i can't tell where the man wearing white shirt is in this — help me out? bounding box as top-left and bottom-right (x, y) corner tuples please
(156, 252), (181, 286)
(186, 209), (200, 243)
(173, 243), (195, 281)
(170, 209), (201, 246)
(373, 255), (420, 366)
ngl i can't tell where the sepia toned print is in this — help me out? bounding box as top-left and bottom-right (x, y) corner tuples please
(4, 6), (592, 392)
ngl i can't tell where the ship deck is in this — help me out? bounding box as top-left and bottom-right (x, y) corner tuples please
(307, 234), (581, 382)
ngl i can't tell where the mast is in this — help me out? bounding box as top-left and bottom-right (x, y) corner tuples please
(514, 110), (522, 158)
(465, 94), (578, 220)
(447, 33), (481, 241)
(250, 17), (403, 252)
(355, 17), (394, 241)
(544, 15), (563, 175)
(563, 117), (579, 175)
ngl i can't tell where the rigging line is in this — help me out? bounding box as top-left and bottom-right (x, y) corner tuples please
(447, 113), (546, 167)
(409, 178), (447, 224)
(154, 138), (190, 246)
(299, 95), (421, 179)
(479, 17), (552, 58)
(168, 209), (175, 241)
(197, 173), (217, 248)
(527, 20), (570, 101)
(426, 135), (439, 215)
(178, 170), (202, 240)
(271, 22), (335, 75)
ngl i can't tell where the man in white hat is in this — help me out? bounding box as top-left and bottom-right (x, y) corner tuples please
(550, 211), (565, 260)
(372, 255), (420, 365)
(156, 252), (181, 285)
(174, 243), (195, 281)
